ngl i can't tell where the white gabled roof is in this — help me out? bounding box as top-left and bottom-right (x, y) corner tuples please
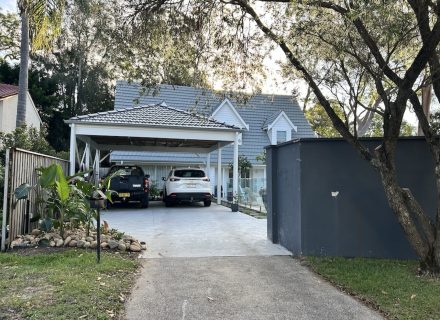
(263, 110), (297, 131)
(211, 98), (249, 130)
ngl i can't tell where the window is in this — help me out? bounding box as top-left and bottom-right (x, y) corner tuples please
(174, 169), (205, 178)
(277, 130), (287, 144)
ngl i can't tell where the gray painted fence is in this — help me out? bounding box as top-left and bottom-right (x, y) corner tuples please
(266, 138), (436, 260)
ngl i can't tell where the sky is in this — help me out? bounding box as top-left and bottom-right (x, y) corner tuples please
(0, 0), (16, 13)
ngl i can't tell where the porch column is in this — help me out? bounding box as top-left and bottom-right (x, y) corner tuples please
(206, 153), (211, 176)
(69, 123), (76, 175)
(233, 132), (239, 199)
(217, 144), (222, 205)
(85, 143), (90, 171)
(94, 149), (100, 186)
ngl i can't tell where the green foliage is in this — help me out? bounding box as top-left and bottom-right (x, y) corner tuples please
(229, 155), (253, 174)
(0, 9), (20, 61)
(256, 150), (266, 164)
(305, 104), (343, 138)
(18, 0), (65, 52)
(430, 111), (440, 135)
(0, 125), (68, 160)
(307, 257), (440, 320)
(363, 115), (415, 137)
(305, 104), (415, 138)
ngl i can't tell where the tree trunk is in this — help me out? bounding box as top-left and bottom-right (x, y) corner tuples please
(16, 11), (29, 128)
(418, 84), (432, 135)
(376, 146), (439, 273)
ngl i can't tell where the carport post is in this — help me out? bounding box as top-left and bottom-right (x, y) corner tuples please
(85, 143), (90, 170)
(206, 153), (211, 176)
(69, 123), (76, 175)
(217, 144), (222, 204)
(233, 132), (239, 200)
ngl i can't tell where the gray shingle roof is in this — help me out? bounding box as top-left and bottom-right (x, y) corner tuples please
(66, 103), (239, 130)
(111, 81), (315, 165)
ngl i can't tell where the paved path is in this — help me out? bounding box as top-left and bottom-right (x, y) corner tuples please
(103, 202), (290, 258)
(104, 202), (382, 319)
(126, 256), (383, 320)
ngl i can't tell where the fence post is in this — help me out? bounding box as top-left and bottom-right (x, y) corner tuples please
(1, 149), (10, 252)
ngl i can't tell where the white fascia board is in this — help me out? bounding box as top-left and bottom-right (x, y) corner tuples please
(93, 144), (212, 153)
(211, 98), (249, 130)
(268, 111), (297, 132)
(75, 123), (237, 142)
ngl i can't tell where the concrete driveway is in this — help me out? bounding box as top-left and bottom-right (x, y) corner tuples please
(104, 202), (382, 319)
(103, 202), (290, 258)
(126, 256), (382, 320)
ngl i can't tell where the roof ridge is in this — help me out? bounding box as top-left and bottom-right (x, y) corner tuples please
(159, 104), (237, 129)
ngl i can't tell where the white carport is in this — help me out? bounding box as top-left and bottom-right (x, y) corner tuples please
(65, 103), (242, 204)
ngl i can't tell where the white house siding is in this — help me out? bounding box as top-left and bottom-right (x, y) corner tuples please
(0, 93), (41, 133)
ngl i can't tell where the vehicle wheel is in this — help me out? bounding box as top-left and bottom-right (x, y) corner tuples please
(141, 194), (149, 208)
(204, 200), (211, 207)
(106, 201), (112, 210)
(165, 198), (173, 207)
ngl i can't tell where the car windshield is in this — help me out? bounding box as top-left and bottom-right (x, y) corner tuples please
(109, 166), (143, 176)
(174, 169), (205, 178)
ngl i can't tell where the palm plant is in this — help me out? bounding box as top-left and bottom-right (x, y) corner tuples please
(16, 0), (64, 127)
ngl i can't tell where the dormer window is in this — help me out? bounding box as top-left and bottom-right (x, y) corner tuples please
(277, 130), (287, 144)
(262, 111), (297, 145)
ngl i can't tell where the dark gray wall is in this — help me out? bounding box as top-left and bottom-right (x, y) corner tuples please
(267, 138), (436, 259)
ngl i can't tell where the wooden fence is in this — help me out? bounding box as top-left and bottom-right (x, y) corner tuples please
(1, 148), (68, 250)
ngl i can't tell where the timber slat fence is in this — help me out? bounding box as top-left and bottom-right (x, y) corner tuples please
(1, 148), (68, 250)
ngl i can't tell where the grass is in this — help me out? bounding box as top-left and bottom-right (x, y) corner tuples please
(0, 249), (140, 320)
(306, 256), (440, 320)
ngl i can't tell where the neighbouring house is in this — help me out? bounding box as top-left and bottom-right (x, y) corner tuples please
(110, 81), (315, 206)
(0, 83), (42, 133)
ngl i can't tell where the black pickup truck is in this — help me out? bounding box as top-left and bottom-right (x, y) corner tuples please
(106, 165), (149, 208)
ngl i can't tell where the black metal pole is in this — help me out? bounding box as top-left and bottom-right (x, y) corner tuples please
(96, 207), (101, 263)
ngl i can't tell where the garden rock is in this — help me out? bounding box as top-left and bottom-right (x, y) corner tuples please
(130, 243), (141, 252)
(13, 227), (146, 253)
(77, 240), (86, 248)
(64, 236), (72, 246)
(108, 240), (119, 250)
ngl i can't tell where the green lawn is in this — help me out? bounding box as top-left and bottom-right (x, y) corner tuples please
(0, 249), (140, 320)
(306, 257), (440, 320)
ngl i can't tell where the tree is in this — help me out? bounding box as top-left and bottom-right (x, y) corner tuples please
(16, 0), (64, 128)
(0, 8), (20, 61)
(136, 0), (440, 273)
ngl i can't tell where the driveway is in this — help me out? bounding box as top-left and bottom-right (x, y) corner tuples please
(126, 256), (382, 320)
(103, 202), (290, 258)
(104, 202), (382, 319)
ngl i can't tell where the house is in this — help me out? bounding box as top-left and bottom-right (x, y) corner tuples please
(0, 83), (42, 133)
(110, 81), (315, 204)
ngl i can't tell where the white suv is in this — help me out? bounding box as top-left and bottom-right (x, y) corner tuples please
(162, 168), (212, 207)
